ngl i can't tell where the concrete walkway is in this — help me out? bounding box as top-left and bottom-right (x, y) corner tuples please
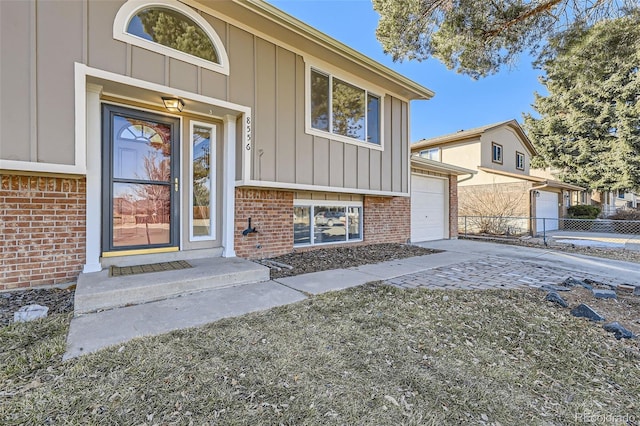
(65, 240), (640, 359)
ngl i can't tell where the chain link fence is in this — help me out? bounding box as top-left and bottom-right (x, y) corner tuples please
(459, 215), (640, 243)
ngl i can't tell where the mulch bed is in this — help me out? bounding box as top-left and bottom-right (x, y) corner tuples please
(266, 243), (441, 279)
(0, 287), (75, 326)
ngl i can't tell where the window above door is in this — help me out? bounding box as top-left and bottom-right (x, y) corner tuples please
(113, 0), (229, 75)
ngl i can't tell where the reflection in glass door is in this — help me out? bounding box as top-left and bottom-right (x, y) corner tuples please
(190, 122), (215, 240)
(103, 105), (180, 252)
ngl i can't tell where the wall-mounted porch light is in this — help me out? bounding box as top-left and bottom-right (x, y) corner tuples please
(162, 97), (185, 112)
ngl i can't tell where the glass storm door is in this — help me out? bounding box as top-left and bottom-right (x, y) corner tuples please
(102, 105), (180, 253)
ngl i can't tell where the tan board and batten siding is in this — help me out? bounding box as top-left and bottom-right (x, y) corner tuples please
(0, 0), (83, 165)
(0, 0), (410, 195)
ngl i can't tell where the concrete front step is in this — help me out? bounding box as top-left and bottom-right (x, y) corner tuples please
(74, 257), (270, 314)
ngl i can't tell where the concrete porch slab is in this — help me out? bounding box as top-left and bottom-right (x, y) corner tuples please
(65, 280), (306, 359)
(75, 257), (270, 314)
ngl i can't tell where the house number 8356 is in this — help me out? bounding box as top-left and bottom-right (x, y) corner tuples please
(245, 115), (252, 150)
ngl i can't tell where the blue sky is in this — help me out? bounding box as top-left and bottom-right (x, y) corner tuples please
(269, 0), (545, 141)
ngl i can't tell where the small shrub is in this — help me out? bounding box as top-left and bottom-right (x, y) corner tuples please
(567, 205), (600, 219)
(608, 210), (640, 234)
(609, 209), (640, 221)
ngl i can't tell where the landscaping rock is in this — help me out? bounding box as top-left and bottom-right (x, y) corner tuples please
(603, 322), (635, 340)
(570, 304), (605, 322)
(592, 289), (617, 299)
(584, 278), (615, 290)
(562, 277), (583, 288)
(565, 278), (593, 290)
(545, 291), (568, 308)
(14, 304), (49, 323)
(616, 284), (635, 294)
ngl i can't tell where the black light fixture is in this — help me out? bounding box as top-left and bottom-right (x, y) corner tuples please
(162, 97), (185, 112)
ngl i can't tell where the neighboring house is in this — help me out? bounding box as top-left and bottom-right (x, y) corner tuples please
(613, 191), (639, 210)
(529, 168), (639, 216)
(0, 0), (456, 290)
(588, 190), (639, 216)
(411, 120), (583, 234)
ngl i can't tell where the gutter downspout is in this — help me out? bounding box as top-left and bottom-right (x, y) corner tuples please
(457, 173), (475, 183)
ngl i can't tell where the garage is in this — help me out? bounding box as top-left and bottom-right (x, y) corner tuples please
(535, 190), (560, 233)
(411, 174), (448, 242)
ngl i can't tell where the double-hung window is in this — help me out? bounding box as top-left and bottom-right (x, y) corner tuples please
(516, 151), (525, 170)
(492, 142), (503, 164)
(310, 68), (381, 146)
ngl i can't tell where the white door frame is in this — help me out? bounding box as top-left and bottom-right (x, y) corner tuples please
(76, 64), (250, 272)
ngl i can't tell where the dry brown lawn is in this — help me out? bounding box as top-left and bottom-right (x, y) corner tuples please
(2, 285), (639, 425)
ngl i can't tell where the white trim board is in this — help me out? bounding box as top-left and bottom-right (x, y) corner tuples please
(189, 120), (217, 242)
(237, 179), (410, 198)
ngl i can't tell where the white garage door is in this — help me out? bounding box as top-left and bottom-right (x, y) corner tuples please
(411, 175), (447, 242)
(536, 190), (559, 232)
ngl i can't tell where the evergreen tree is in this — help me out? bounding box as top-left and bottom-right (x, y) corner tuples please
(373, 0), (633, 78)
(524, 14), (640, 191)
(138, 8), (217, 63)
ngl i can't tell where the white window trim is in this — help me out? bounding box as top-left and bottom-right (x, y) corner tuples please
(293, 199), (364, 247)
(420, 148), (440, 161)
(113, 0), (229, 75)
(189, 121), (216, 242)
(305, 62), (385, 151)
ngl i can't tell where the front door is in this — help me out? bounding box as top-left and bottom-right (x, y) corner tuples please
(102, 105), (180, 254)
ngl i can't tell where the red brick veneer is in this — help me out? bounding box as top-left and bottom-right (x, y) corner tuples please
(234, 188), (294, 259)
(363, 196), (410, 244)
(448, 175), (458, 238)
(1, 174), (86, 290)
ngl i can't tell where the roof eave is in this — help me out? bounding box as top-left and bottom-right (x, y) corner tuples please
(412, 119), (539, 156)
(239, 0), (435, 100)
(411, 155), (477, 176)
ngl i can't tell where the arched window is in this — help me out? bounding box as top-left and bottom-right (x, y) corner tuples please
(114, 0), (229, 75)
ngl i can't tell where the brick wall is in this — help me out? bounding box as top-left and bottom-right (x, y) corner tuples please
(234, 188), (294, 259)
(448, 175), (458, 238)
(363, 196), (410, 244)
(1, 174), (86, 290)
